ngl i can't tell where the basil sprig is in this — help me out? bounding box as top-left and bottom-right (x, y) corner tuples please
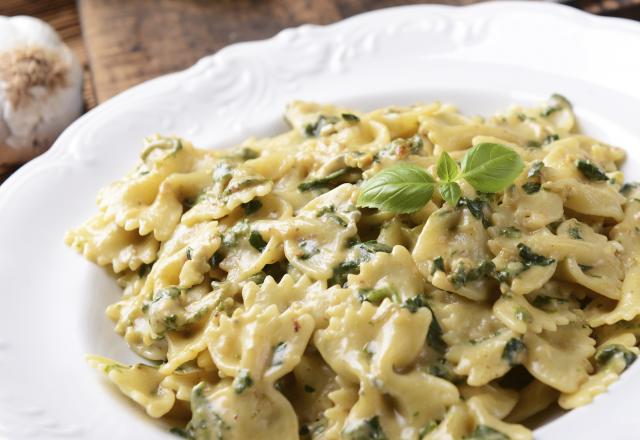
(357, 143), (524, 213)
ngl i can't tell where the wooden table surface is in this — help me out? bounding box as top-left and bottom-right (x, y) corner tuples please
(2, 0), (640, 109)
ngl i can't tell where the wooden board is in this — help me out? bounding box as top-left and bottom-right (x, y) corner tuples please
(79, 0), (480, 103)
(78, 0), (640, 103)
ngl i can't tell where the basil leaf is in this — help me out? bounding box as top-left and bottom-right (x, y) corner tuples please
(439, 181), (462, 206)
(437, 151), (459, 182)
(356, 164), (435, 213)
(460, 143), (524, 192)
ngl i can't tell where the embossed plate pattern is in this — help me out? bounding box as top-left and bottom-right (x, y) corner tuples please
(2, 2), (640, 439)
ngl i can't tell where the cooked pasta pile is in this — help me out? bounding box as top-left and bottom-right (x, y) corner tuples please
(66, 96), (640, 440)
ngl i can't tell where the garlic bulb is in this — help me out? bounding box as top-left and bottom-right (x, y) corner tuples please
(0, 16), (83, 173)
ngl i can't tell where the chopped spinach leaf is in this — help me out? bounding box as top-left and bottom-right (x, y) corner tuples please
(233, 369), (254, 394)
(316, 204), (348, 226)
(451, 260), (496, 287)
(502, 338), (527, 367)
(342, 113), (360, 122)
(329, 260), (360, 286)
(358, 287), (395, 304)
(498, 226), (521, 239)
(184, 382), (231, 439)
(304, 115), (339, 137)
(464, 425), (509, 440)
(240, 147), (260, 160)
(576, 159), (608, 181)
(342, 416), (387, 440)
(419, 420), (440, 438)
(596, 344), (637, 371)
(621, 182), (638, 196)
(543, 134), (559, 144)
(249, 230), (268, 252)
(186, 247), (194, 261)
(299, 240), (320, 260)
(525, 140), (541, 149)
(517, 243), (556, 267)
(426, 305), (447, 353)
(403, 296), (425, 313)
(568, 226), (582, 239)
(355, 240), (393, 254)
(209, 251), (223, 268)
(271, 342), (287, 366)
(242, 199), (263, 215)
(223, 178), (267, 196)
(298, 167), (357, 192)
(431, 256), (445, 275)
(521, 182), (541, 194)
(458, 197), (491, 227)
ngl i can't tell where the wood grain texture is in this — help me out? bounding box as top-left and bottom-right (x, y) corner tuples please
(0, 0), (97, 108)
(79, 0), (477, 103)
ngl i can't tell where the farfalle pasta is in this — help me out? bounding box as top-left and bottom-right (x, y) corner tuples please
(67, 96), (639, 439)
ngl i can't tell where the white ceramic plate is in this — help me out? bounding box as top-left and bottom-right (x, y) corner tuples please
(3, 2), (640, 439)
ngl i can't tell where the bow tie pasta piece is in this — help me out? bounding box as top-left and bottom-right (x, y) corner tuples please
(491, 183), (564, 232)
(97, 136), (215, 241)
(506, 380), (559, 423)
(181, 380), (299, 440)
(283, 184), (361, 282)
(493, 289), (579, 335)
(207, 304), (314, 385)
(181, 161), (273, 226)
(464, 388), (532, 440)
(346, 245), (424, 304)
(559, 332), (639, 409)
(65, 213), (159, 273)
(421, 108), (523, 152)
(413, 206), (496, 301)
(87, 356), (176, 418)
(315, 300), (459, 438)
(522, 322), (596, 394)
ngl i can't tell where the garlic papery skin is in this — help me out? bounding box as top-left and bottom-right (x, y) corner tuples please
(0, 15), (83, 173)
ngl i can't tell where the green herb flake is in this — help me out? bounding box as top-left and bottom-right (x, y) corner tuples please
(578, 264), (593, 272)
(299, 240), (320, 260)
(543, 134), (560, 145)
(517, 243), (556, 268)
(358, 287), (395, 304)
(355, 240), (393, 254)
(502, 338), (526, 366)
(427, 306), (447, 353)
(304, 115), (339, 137)
(525, 140), (541, 149)
(576, 159), (608, 181)
(532, 295), (568, 312)
(464, 424), (510, 440)
(342, 113), (360, 122)
(568, 226), (582, 240)
(316, 204), (348, 227)
(271, 342), (287, 367)
(242, 199), (263, 216)
(209, 251), (223, 268)
(329, 260), (360, 287)
(185, 247), (194, 261)
(403, 296), (425, 313)
(431, 256), (445, 275)
(298, 167), (356, 192)
(514, 306), (532, 323)
(240, 147), (260, 160)
(419, 420), (440, 438)
(233, 369), (254, 394)
(521, 182), (541, 194)
(498, 226), (521, 239)
(595, 344), (637, 371)
(620, 182), (638, 196)
(451, 260), (496, 287)
(342, 416), (387, 440)
(458, 197), (491, 227)
(249, 230), (268, 252)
